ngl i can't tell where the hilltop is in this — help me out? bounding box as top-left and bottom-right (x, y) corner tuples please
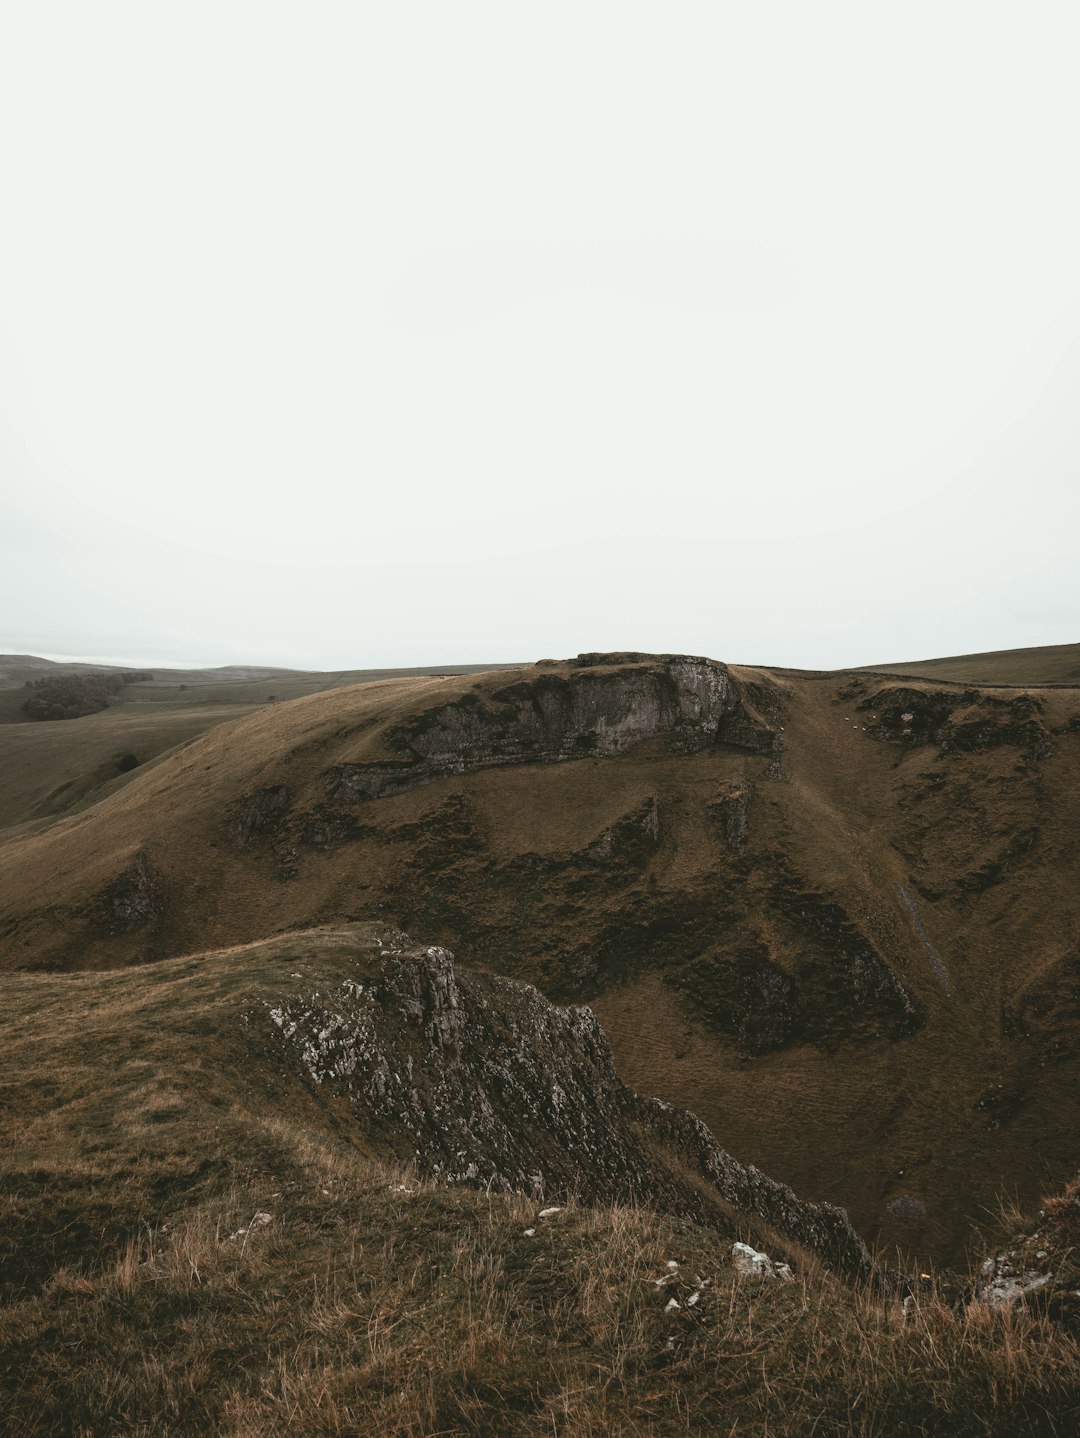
(859, 642), (1080, 687)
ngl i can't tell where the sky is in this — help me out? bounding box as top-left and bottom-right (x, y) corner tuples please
(1, 2), (1078, 672)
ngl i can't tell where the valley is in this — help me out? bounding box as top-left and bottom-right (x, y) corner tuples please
(2, 648), (1078, 1271)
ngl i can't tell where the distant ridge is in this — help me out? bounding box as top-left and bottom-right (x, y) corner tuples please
(0, 653), (519, 690)
(860, 641), (1080, 687)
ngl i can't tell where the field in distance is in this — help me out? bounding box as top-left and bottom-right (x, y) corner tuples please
(0, 655), (519, 833)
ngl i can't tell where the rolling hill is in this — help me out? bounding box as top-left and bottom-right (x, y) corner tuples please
(859, 641), (1080, 687)
(0, 656), (518, 832)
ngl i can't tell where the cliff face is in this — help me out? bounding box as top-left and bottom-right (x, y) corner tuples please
(255, 940), (871, 1281)
(329, 655), (779, 802)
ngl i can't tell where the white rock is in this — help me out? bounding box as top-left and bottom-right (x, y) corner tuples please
(523, 1228), (536, 1237)
(665, 1297), (680, 1311)
(538, 1206), (562, 1218)
(976, 1252), (1055, 1307)
(732, 1242), (776, 1280)
(228, 1211), (274, 1241)
(666, 1260), (679, 1270)
(775, 1263), (795, 1282)
(687, 1291), (700, 1306)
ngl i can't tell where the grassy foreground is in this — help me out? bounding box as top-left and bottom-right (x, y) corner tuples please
(2, 929), (1079, 1435)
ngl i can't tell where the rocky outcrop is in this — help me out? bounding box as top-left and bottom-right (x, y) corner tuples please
(731, 1242), (794, 1281)
(860, 687), (1052, 759)
(976, 1252), (1056, 1307)
(329, 656), (778, 803)
(93, 853), (165, 933)
(710, 783), (751, 853)
(972, 1176), (1080, 1324)
(255, 942), (872, 1280)
(676, 863), (924, 1054)
(224, 786), (292, 850)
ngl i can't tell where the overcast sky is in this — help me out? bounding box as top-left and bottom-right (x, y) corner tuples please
(1, 3), (1078, 672)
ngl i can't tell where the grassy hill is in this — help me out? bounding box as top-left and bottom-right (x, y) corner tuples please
(1, 652), (1078, 1274)
(0, 657), (516, 832)
(859, 642), (1080, 687)
(3, 924), (1078, 1437)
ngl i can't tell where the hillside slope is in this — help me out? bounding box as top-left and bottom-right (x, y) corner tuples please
(2, 653), (1078, 1268)
(861, 641), (1080, 686)
(0, 656), (515, 831)
(3, 923), (1079, 1437)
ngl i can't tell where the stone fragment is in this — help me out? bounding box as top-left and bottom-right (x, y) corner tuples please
(975, 1251), (1054, 1307)
(732, 1242), (776, 1279)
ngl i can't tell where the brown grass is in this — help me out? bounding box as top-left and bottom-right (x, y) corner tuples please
(857, 642), (1080, 687)
(5, 1163), (1079, 1436)
(2, 927), (1079, 1435)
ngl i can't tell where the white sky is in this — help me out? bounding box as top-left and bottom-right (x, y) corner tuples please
(1, 2), (1078, 671)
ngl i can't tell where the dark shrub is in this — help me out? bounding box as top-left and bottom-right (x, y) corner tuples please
(22, 674), (125, 722)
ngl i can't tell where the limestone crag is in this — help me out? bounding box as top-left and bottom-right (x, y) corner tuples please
(330, 656), (779, 803)
(257, 942), (872, 1280)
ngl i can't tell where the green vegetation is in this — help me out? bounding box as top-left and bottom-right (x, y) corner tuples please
(21, 671), (131, 721)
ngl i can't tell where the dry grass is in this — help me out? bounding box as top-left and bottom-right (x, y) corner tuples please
(2, 934), (1079, 1435)
(4, 1165), (1079, 1437)
(859, 642), (1080, 687)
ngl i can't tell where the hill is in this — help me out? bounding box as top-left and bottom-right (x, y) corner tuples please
(0, 655), (517, 832)
(1, 652), (1078, 1272)
(859, 642), (1080, 687)
(3, 923), (1078, 1436)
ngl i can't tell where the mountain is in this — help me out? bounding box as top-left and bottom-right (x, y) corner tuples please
(1, 650), (1078, 1270)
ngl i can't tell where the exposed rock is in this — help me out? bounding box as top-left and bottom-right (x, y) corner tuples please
(94, 854), (165, 933)
(886, 1194), (927, 1220)
(897, 886), (950, 993)
(256, 943), (872, 1280)
(329, 657), (779, 803)
(224, 785), (292, 850)
(228, 1211), (273, 1241)
(975, 1253), (1054, 1307)
(710, 783), (751, 853)
(582, 796), (661, 867)
(683, 951), (796, 1054)
(731, 1242), (792, 1281)
(860, 687), (957, 746)
(861, 687), (1052, 760)
(972, 1175), (1080, 1322)
(939, 694), (1052, 761)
